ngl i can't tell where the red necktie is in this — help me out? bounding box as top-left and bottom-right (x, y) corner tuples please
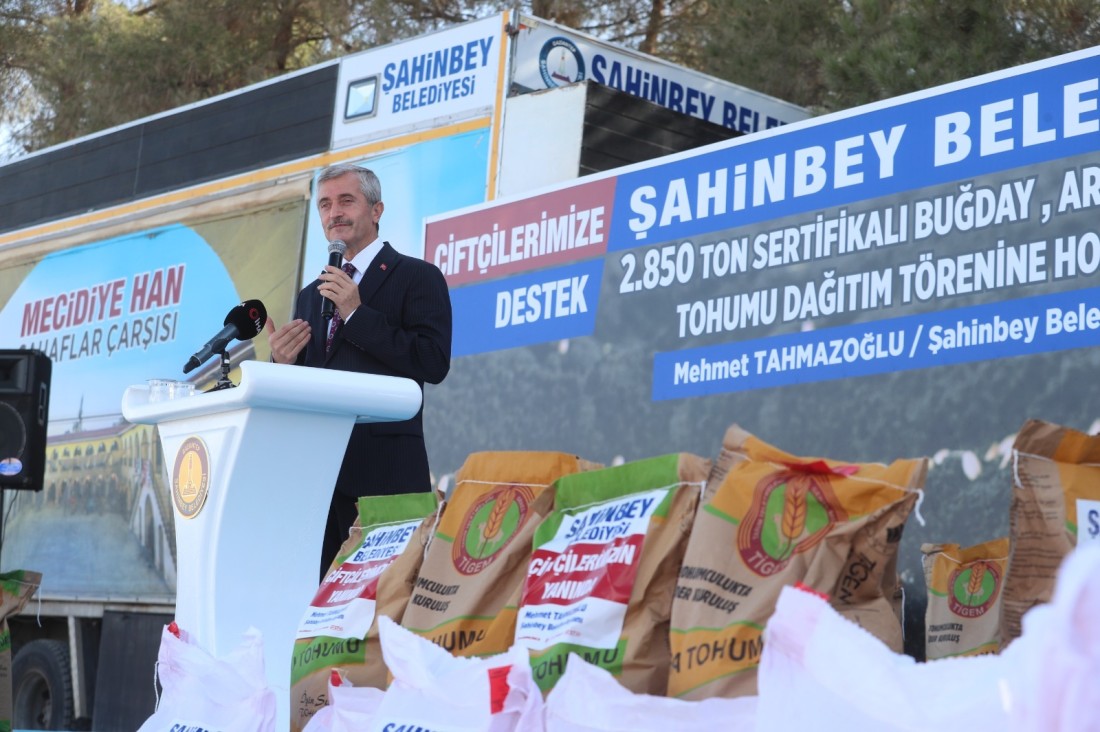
(325, 262), (357, 353)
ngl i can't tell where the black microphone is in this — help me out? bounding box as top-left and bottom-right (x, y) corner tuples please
(182, 299), (268, 374)
(321, 239), (346, 322)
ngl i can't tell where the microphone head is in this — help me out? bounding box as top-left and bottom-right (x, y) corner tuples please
(327, 239), (347, 256)
(224, 299), (268, 339)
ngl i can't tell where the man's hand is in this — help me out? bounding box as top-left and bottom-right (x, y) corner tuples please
(266, 318), (311, 364)
(318, 265), (361, 321)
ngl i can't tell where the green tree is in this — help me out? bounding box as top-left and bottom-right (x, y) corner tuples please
(819, 0), (1035, 110)
(686, 0), (834, 113)
(1, 0), (367, 153)
(3, 0), (1100, 158)
(691, 0), (1100, 114)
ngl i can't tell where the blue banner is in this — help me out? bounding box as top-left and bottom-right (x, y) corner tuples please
(451, 258), (604, 356)
(612, 54), (1100, 249)
(653, 285), (1100, 399)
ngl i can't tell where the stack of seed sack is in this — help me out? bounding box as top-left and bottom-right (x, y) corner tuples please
(292, 416), (1100, 723)
(918, 418), (1100, 662)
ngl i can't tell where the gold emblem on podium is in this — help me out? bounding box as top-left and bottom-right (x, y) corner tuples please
(172, 436), (210, 519)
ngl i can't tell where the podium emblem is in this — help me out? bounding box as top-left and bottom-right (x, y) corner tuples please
(172, 436), (210, 518)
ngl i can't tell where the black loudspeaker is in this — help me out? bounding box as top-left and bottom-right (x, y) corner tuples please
(0, 350), (51, 492)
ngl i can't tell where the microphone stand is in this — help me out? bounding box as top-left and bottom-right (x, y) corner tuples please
(206, 349), (236, 392)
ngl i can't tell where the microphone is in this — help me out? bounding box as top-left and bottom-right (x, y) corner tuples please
(182, 299), (268, 374)
(322, 239), (346, 322)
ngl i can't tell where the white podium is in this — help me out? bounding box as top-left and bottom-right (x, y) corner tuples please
(122, 360), (421, 731)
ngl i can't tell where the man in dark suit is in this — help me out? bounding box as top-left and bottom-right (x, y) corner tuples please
(266, 163), (451, 579)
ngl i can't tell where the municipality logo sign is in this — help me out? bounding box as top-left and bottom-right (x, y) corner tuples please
(539, 37), (585, 87)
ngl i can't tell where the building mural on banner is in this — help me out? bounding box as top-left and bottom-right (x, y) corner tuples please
(0, 203), (306, 600)
(509, 14), (810, 133)
(424, 47), (1100, 648)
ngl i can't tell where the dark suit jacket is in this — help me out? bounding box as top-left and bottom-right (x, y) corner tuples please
(293, 241), (451, 498)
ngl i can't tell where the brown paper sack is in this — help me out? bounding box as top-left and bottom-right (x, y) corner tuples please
(669, 424), (925, 699)
(290, 493), (437, 732)
(519, 453), (708, 696)
(400, 451), (599, 658)
(922, 537), (1009, 659)
(1001, 418), (1100, 647)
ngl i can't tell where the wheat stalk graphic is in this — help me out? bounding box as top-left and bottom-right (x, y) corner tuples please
(778, 479), (807, 561)
(476, 490), (512, 557)
(965, 562), (987, 606)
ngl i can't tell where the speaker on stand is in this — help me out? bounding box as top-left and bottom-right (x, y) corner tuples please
(0, 350), (51, 559)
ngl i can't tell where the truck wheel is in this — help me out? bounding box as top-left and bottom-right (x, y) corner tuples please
(12, 639), (75, 731)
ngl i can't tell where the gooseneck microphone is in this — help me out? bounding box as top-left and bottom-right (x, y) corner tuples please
(322, 239), (347, 322)
(182, 299), (268, 374)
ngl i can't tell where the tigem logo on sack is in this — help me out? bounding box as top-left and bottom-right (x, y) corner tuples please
(947, 561), (1002, 618)
(736, 472), (845, 576)
(452, 485), (535, 575)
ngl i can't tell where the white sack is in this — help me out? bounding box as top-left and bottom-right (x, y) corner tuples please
(757, 544), (1100, 731)
(1001, 543), (1100, 732)
(371, 616), (543, 732)
(544, 652), (756, 731)
(302, 670), (385, 732)
(138, 623), (276, 732)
